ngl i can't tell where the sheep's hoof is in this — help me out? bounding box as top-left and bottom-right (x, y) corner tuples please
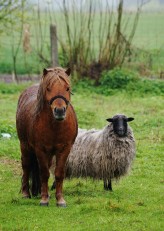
(104, 187), (113, 191)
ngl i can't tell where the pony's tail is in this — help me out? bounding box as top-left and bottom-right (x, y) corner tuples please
(30, 152), (41, 197)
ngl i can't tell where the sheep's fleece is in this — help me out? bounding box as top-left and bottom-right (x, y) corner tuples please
(50, 125), (135, 181)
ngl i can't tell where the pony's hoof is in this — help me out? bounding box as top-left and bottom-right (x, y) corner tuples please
(56, 195), (66, 207)
(40, 202), (49, 206)
(22, 194), (31, 199)
(40, 198), (49, 206)
(57, 203), (67, 208)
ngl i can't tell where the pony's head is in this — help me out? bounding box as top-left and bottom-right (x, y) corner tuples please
(37, 67), (72, 121)
(106, 114), (134, 137)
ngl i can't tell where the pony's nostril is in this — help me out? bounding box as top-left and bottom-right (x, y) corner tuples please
(54, 107), (66, 114)
(53, 107), (66, 121)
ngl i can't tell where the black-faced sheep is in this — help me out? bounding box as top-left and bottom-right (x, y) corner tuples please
(50, 114), (135, 191)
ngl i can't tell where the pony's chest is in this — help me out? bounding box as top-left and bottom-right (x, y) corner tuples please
(45, 142), (68, 155)
(33, 132), (69, 155)
(32, 112), (77, 153)
(33, 122), (71, 145)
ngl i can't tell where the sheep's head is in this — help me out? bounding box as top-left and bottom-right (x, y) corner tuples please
(106, 114), (134, 137)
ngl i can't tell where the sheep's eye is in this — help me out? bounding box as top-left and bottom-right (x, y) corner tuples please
(66, 87), (69, 91)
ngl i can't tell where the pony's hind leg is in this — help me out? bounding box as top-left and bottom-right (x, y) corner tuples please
(20, 142), (31, 198)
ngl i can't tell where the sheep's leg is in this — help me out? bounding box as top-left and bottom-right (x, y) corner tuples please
(104, 179), (112, 191)
(107, 179), (112, 191)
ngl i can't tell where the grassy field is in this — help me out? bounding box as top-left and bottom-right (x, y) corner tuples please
(0, 82), (163, 231)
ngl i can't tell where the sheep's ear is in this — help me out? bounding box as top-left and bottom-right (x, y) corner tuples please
(65, 67), (71, 76)
(106, 118), (113, 123)
(127, 117), (134, 122)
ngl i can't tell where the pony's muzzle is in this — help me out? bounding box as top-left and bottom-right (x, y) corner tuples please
(53, 107), (66, 121)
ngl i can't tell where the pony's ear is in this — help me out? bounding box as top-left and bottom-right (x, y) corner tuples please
(43, 68), (48, 76)
(106, 118), (113, 123)
(65, 68), (71, 76)
(127, 117), (134, 122)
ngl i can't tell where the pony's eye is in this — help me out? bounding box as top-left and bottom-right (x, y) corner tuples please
(66, 87), (70, 91)
(47, 87), (51, 92)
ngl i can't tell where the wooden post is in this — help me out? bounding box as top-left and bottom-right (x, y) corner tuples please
(50, 24), (58, 67)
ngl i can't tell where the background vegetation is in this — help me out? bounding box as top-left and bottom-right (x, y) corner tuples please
(0, 0), (164, 81)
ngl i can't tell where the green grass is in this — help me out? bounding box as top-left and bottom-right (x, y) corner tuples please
(133, 12), (164, 50)
(0, 82), (163, 230)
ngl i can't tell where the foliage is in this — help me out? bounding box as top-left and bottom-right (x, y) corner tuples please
(55, 0), (143, 81)
(126, 78), (164, 95)
(0, 0), (24, 31)
(0, 8), (164, 79)
(0, 82), (163, 230)
(0, 0), (143, 81)
(98, 68), (164, 96)
(0, 0), (27, 81)
(100, 68), (139, 89)
(0, 82), (30, 94)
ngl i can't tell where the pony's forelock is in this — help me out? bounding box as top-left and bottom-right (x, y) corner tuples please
(35, 67), (71, 115)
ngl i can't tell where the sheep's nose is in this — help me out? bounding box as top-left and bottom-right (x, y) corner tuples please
(118, 128), (125, 136)
(53, 107), (66, 121)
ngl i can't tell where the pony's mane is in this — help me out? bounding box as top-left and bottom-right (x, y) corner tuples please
(35, 67), (71, 116)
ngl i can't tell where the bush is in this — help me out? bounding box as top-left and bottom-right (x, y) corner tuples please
(127, 78), (164, 96)
(98, 68), (164, 96)
(0, 83), (30, 94)
(99, 68), (139, 95)
(100, 68), (139, 89)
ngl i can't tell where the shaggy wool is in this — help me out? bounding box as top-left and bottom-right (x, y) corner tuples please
(51, 124), (135, 182)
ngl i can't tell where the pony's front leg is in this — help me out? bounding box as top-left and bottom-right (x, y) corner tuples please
(36, 150), (50, 206)
(55, 149), (70, 207)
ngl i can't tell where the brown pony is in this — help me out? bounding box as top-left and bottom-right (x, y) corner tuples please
(16, 67), (78, 207)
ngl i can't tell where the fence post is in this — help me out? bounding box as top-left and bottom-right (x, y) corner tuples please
(50, 24), (58, 67)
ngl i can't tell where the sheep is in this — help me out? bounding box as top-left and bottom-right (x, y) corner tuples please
(50, 114), (135, 191)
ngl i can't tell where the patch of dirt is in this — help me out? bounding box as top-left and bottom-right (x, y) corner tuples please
(0, 157), (21, 175)
(0, 74), (40, 83)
